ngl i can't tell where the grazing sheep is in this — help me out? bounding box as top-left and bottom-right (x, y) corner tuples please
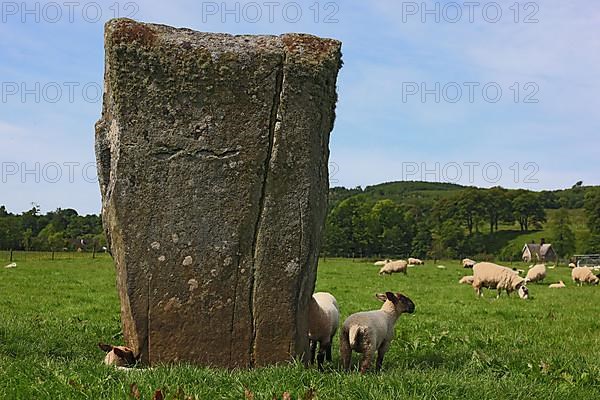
(472, 262), (529, 299)
(459, 275), (474, 285)
(98, 343), (138, 368)
(407, 257), (424, 265)
(4, 263), (16, 269)
(340, 292), (415, 373)
(462, 258), (476, 268)
(525, 264), (547, 283)
(568, 262), (576, 268)
(379, 260), (408, 275)
(308, 292), (340, 371)
(374, 259), (391, 266)
(571, 267), (600, 286)
(548, 280), (566, 289)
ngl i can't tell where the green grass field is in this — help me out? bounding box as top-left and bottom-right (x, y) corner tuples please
(1, 258), (600, 399)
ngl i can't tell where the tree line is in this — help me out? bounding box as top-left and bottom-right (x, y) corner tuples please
(322, 184), (600, 261)
(0, 206), (105, 252)
(1, 183), (599, 260)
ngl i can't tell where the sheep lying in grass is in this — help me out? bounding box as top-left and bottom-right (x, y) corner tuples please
(525, 264), (547, 283)
(571, 267), (600, 286)
(4, 263), (16, 269)
(98, 343), (138, 368)
(548, 280), (566, 288)
(462, 258), (476, 268)
(472, 262), (529, 299)
(459, 275), (474, 285)
(374, 259), (392, 266)
(340, 292), (415, 373)
(407, 257), (424, 265)
(308, 292), (340, 371)
(379, 260), (407, 275)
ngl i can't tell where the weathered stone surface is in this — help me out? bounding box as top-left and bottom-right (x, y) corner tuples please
(95, 18), (341, 368)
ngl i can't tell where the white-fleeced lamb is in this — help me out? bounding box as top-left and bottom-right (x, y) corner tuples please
(98, 343), (138, 368)
(472, 262), (529, 299)
(340, 292), (415, 373)
(407, 257), (424, 265)
(459, 275), (474, 285)
(462, 258), (476, 268)
(525, 264), (547, 283)
(4, 263), (16, 269)
(548, 280), (566, 288)
(571, 267), (600, 286)
(374, 259), (392, 266)
(378, 260), (408, 275)
(308, 292), (340, 371)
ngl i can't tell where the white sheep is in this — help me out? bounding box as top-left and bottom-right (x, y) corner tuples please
(98, 343), (138, 368)
(525, 264), (547, 283)
(459, 275), (474, 285)
(374, 259), (391, 266)
(548, 280), (566, 288)
(407, 257), (424, 265)
(378, 260), (407, 275)
(472, 262), (529, 299)
(462, 258), (476, 268)
(4, 263), (16, 269)
(308, 292), (340, 371)
(340, 291), (415, 373)
(571, 267), (600, 286)
(568, 262), (576, 268)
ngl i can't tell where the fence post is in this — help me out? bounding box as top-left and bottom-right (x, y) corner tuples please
(9, 249), (13, 262)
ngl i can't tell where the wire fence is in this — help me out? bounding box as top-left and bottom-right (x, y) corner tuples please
(0, 250), (111, 263)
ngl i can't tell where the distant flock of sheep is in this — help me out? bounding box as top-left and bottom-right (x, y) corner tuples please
(99, 257), (599, 372)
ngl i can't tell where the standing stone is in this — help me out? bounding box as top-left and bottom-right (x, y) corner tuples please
(95, 19), (341, 368)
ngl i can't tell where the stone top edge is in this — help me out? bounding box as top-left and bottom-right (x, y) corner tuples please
(105, 18), (342, 55)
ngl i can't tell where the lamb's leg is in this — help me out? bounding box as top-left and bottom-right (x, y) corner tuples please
(326, 337), (333, 361)
(376, 342), (390, 372)
(359, 350), (374, 374)
(340, 332), (351, 370)
(309, 340), (317, 365)
(317, 341), (329, 371)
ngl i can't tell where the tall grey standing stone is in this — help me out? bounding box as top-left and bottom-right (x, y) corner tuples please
(95, 18), (342, 368)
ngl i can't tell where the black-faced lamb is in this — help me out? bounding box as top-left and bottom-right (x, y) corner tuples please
(308, 292), (340, 371)
(98, 343), (138, 368)
(340, 291), (415, 373)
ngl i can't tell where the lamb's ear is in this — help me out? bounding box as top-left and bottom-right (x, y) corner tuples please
(385, 291), (398, 304)
(113, 347), (129, 359)
(98, 343), (113, 353)
(375, 293), (387, 302)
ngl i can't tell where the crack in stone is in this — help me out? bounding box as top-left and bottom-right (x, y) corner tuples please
(248, 54), (285, 368)
(153, 147), (240, 161)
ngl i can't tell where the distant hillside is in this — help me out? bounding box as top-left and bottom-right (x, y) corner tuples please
(324, 181), (599, 260)
(329, 181), (595, 210)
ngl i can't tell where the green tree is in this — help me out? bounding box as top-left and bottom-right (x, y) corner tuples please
(584, 188), (600, 234)
(512, 192), (546, 231)
(548, 209), (576, 258)
(456, 188), (486, 235)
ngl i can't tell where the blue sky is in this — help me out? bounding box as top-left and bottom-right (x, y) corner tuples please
(1, 0), (599, 214)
